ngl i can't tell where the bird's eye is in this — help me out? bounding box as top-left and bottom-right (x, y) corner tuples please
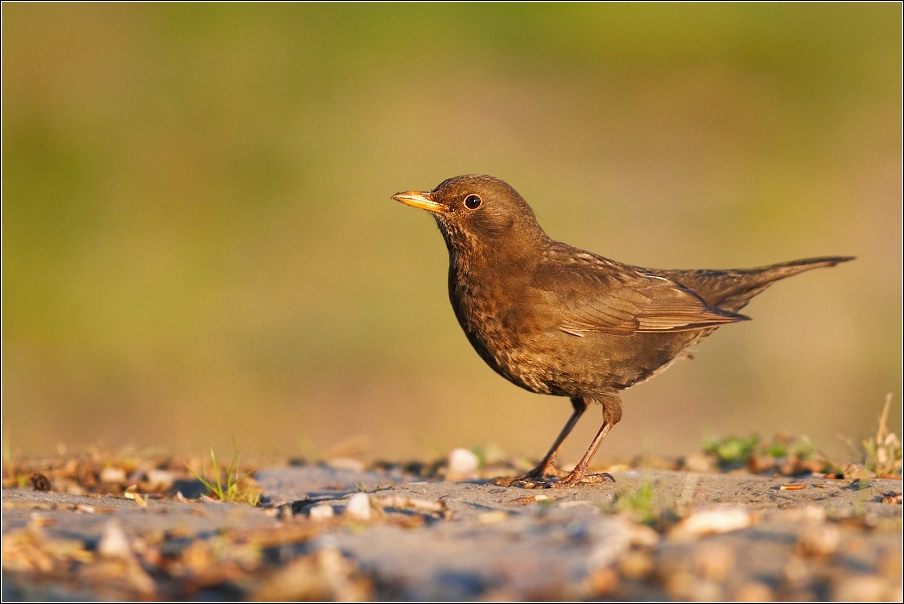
(464, 194), (482, 210)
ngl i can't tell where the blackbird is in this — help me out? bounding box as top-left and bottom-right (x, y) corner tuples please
(393, 175), (853, 488)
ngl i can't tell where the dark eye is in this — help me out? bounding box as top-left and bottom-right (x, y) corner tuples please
(464, 194), (482, 210)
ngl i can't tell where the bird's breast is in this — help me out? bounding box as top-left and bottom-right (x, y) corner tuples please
(447, 259), (560, 393)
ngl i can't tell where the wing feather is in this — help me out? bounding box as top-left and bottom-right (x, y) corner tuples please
(532, 249), (748, 337)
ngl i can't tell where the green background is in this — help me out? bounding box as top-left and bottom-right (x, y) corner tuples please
(3, 4), (901, 464)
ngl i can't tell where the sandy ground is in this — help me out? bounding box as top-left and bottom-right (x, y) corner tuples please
(2, 464), (902, 601)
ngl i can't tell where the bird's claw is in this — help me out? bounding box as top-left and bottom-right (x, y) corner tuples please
(549, 471), (616, 489)
(491, 463), (568, 488)
(493, 468), (615, 489)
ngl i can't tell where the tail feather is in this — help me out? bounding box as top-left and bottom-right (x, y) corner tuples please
(659, 256), (855, 313)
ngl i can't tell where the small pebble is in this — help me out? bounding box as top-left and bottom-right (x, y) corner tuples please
(477, 510), (509, 524)
(746, 455), (776, 473)
(881, 492), (902, 504)
(447, 448), (479, 480)
(309, 504), (335, 520)
(682, 452), (714, 473)
(325, 458), (365, 471)
(30, 473), (51, 492)
(100, 467), (126, 483)
(673, 506), (751, 539)
(344, 493), (371, 520)
(145, 469), (175, 489)
(97, 520), (132, 559)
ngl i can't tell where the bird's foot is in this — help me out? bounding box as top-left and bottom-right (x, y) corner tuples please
(549, 470), (616, 489)
(492, 463), (569, 488)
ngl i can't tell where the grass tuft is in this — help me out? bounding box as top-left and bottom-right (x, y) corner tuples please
(861, 393), (902, 477)
(185, 441), (261, 505)
(616, 477), (657, 525)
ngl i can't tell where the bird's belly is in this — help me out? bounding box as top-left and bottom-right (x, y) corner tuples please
(451, 274), (700, 397)
(464, 322), (696, 397)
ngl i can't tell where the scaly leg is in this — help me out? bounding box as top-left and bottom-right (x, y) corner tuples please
(552, 391), (622, 488)
(551, 420), (615, 488)
(496, 397), (587, 487)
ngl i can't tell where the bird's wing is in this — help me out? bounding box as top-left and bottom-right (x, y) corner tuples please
(531, 251), (748, 337)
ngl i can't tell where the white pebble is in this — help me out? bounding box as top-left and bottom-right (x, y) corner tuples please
(673, 506), (751, 539)
(97, 520), (132, 559)
(146, 469), (175, 489)
(447, 448), (479, 479)
(99, 467), (126, 483)
(308, 504), (335, 520)
(344, 493), (371, 520)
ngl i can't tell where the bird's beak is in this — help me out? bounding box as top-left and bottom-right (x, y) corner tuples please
(392, 190), (449, 213)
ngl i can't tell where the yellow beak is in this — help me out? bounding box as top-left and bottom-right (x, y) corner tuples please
(392, 190), (448, 213)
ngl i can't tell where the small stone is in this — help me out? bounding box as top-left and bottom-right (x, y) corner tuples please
(746, 455), (776, 473)
(881, 492), (902, 504)
(64, 481), (87, 496)
(797, 523), (841, 556)
(682, 452), (714, 473)
(325, 458), (365, 471)
(477, 510), (509, 524)
(30, 473), (51, 491)
(798, 504), (827, 523)
(309, 504), (335, 520)
(673, 506), (751, 539)
(446, 448), (479, 480)
(100, 467), (126, 483)
(145, 469), (175, 489)
(344, 493), (371, 520)
(97, 520), (132, 559)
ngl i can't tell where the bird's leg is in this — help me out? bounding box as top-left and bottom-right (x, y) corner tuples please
(551, 392), (621, 488)
(498, 397), (587, 487)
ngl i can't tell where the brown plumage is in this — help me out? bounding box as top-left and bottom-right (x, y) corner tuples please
(393, 175), (853, 488)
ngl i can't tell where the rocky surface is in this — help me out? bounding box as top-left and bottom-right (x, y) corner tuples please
(3, 465), (902, 601)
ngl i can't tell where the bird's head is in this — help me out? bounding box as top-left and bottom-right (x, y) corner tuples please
(393, 175), (548, 258)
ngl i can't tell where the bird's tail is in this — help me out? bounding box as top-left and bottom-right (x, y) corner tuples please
(660, 256), (855, 313)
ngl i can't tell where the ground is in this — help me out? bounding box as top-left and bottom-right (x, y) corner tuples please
(2, 457), (901, 601)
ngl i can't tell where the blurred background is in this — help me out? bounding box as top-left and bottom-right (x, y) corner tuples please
(3, 4), (901, 465)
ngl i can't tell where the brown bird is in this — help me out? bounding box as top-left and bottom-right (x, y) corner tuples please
(393, 175), (853, 488)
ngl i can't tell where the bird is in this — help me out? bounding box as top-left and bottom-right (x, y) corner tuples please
(392, 175), (853, 488)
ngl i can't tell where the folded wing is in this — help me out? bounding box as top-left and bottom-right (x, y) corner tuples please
(532, 250), (748, 337)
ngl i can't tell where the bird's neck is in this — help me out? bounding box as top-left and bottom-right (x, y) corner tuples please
(446, 232), (548, 282)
